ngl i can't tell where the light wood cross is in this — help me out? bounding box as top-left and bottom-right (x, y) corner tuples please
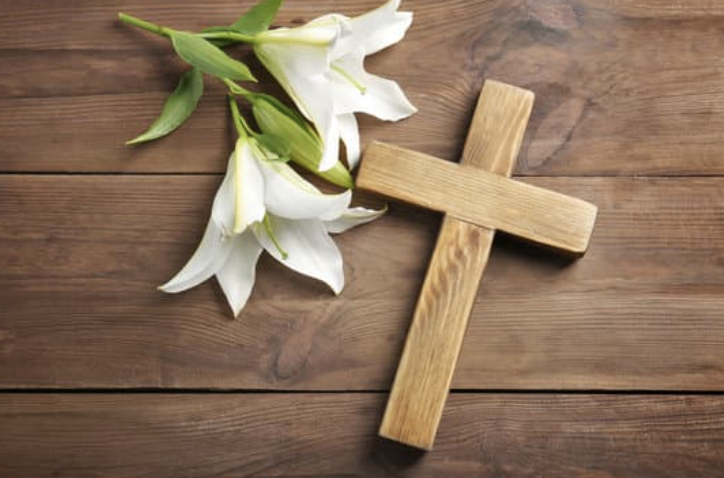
(356, 80), (598, 450)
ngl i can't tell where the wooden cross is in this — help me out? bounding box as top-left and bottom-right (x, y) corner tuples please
(356, 80), (598, 450)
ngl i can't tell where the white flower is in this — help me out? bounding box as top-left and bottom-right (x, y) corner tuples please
(160, 137), (384, 316)
(253, 0), (417, 171)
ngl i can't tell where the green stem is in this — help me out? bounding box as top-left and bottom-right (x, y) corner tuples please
(199, 31), (256, 44)
(238, 114), (255, 136)
(223, 78), (253, 98)
(228, 96), (247, 138)
(118, 13), (171, 37)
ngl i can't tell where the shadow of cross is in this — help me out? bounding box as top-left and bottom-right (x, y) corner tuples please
(356, 80), (599, 451)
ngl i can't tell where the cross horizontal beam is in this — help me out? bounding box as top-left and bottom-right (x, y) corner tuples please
(357, 142), (597, 255)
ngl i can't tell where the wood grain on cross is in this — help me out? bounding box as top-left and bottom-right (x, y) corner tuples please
(357, 80), (598, 450)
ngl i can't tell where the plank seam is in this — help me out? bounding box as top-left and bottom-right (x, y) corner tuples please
(2, 389), (724, 395)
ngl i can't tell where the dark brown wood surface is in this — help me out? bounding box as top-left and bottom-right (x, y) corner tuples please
(3, 0), (724, 175)
(2, 394), (724, 478)
(2, 176), (723, 390)
(1, 0), (724, 475)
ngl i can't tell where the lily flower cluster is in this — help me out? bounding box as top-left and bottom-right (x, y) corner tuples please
(119, 0), (416, 316)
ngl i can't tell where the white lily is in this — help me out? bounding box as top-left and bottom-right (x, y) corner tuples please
(160, 137), (384, 316)
(253, 0), (417, 171)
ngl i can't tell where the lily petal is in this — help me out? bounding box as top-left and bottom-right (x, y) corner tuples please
(211, 153), (236, 235)
(234, 140), (266, 234)
(254, 38), (331, 82)
(215, 232), (263, 317)
(309, 14), (357, 61)
(337, 113), (361, 169)
(325, 206), (388, 234)
(349, 0), (413, 55)
(330, 48), (417, 121)
(304, 87), (341, 171)
(159, 219), (234, 293)
(254, 216), (345, 294)
(257, 159), (352, 220)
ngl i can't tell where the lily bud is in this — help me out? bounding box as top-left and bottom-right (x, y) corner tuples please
(251, 95), (354, 189)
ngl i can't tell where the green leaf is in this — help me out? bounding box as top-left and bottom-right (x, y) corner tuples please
(200, 26), (237, 47)
(230, 0), (283, 35)
(202, 26), (233, 33)
(126, 68), (204, 145)
(202, 0), (283, 46)
(170, 31), (257, 81)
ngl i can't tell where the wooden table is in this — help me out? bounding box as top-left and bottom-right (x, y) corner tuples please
(2, 1), (724, 476)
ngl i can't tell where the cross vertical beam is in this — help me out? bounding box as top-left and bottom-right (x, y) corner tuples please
(375, 81), (535, 450)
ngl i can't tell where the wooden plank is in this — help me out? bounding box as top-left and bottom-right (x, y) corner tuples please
(379, 81), (535, 449)
(0, 49), (185, 99)
(2, 0), (723, 52)
(1, 176), (724, 390)
(1, 393), (724, 477)
(358, 142), (597, 255)
(0, 93), (233, 173)
(3, 0), (724, 174)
